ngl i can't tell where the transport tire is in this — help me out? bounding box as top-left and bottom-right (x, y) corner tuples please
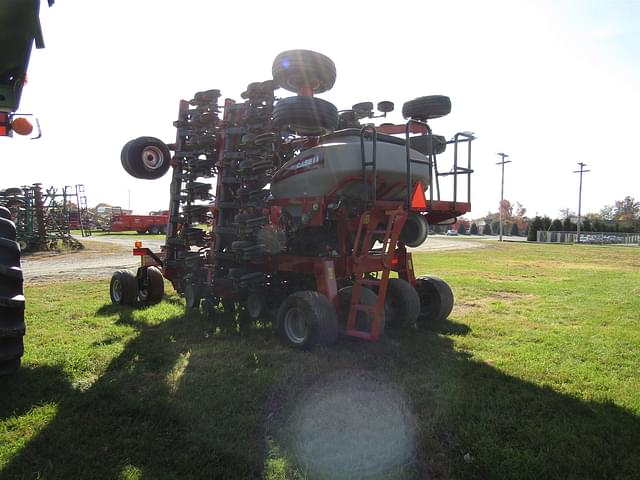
(272, 49), (336, 94)
(273, 96), (339, 136)
(184, 282), (201, 310)
(121, 136), (172, 180)
(384, 279), (420, 328)
(400, 213), (429, 247)
(415, 275), (454, 322)
(277, 291), (339, 349)
(138, 266), (164, 304)
(110, 269), (138, 306)
(409, 134), (447, 156)
(337, 286), (385, 335)
(402, 95), (451, 121)
(0, 210), (25, 376)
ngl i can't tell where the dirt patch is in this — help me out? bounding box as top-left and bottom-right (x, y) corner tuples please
(453, 292), (536, 316)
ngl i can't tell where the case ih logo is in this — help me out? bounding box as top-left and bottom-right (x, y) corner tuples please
(274, 154), (323, 182)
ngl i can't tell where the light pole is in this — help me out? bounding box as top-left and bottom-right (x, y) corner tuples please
(496, 153), (512, 241)
(573, 162), (590, 243)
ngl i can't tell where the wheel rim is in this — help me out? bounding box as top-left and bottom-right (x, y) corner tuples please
(112, 278), (123, 303)
(284, 307), (308, 345)
(141, 146), (165, 171)
(139, 287), (149, 302)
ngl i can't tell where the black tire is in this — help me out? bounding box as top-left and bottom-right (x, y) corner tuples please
(121, 136), (172, 180)
(402, 95), (451, 121)
(384, 279), (420, 329)
(136, 230), (147, 235)
(277, 291), (339, 349)
(138, 266), (164, 304)
(409, 134), (447, 156)
(110, 269), (138, 306)
(337, 286), (385, 335)
(0, 206), (11, 220)
(400, 213), (429, 248)
(273, 96), (339, 136)
(184, 282), (201, 310)
(0, 214), (25, 376)
(415, 275), (454, 322)
(120, 138), (138, 177)
(272, 49), (336, 94)
(148, 225), (160, 235)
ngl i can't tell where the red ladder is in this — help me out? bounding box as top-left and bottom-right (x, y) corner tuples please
(346, 205), (408, 341)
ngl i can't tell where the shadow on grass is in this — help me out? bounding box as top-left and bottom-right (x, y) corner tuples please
(1, 311), (639, 479)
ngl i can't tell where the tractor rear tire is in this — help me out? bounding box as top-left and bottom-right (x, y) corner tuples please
(121, 136), (172, 180)
(273, 96), (339, 136)
(402, 95), (451, 121)
(110, 269), (138, 306)
(277, 291), (338, 349)
(0, 211), (25, 376)
(138, 266), (164, 304)
(384, 279), (420, 329)
(272, 49), (336, 94)
(415, 275), (454, 322)
(337, 286), (385, 335)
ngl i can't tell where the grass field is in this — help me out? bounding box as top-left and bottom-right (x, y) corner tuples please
(1, 243), (639, 479)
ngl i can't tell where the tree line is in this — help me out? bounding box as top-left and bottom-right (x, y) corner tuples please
(434, 196), (640, 239)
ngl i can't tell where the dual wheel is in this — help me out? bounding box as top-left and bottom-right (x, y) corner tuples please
(110, 267), (165, 306)
(277, 276), (454, 349)
(271, 50), (339, 136)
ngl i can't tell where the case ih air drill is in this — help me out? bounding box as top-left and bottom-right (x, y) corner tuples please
(110, 49), (474, 348)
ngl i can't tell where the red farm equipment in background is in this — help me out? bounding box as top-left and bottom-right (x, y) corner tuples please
(110, 49), (474, 348)
(108, 210), (169, 234)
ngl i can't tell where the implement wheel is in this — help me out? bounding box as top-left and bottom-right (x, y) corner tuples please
(337, 286), (385, 335)
(415, 275), (454, 322)
(272, 49), (336, 94)
(384, 279), (420, 329)
(0, 211), (25, 376)
(110, 269), (138, 306)
(273, 96), (339, 136)
(138, 266), (164, 304)
(277, 291), (338, 349)
(402, 95), (451, 121)
(121, 136), (172, 180)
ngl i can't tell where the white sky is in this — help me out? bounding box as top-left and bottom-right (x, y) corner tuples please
(2, 0), (639, 219)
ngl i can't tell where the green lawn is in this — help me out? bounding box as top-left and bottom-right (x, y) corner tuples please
(1, 243), (639, 479)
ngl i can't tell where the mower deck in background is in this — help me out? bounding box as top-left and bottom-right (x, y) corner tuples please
(111, 49), (474, 348)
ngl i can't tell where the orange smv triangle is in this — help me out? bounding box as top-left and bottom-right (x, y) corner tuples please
(411, 181), (427, 210)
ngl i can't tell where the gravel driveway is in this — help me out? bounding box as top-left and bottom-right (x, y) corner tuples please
(21, 235), (485, 284)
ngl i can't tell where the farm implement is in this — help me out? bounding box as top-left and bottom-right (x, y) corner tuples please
(110, 49), (474, 348)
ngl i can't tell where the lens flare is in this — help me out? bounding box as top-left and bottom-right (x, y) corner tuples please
(286, 371), (416, 478)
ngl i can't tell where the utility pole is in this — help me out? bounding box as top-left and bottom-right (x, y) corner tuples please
(573, 162), (590, 243)
(496, 153), (512, 241)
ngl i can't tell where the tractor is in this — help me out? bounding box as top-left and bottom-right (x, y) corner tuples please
(0, 0), (53, 375)
(111, 49), (474, 348)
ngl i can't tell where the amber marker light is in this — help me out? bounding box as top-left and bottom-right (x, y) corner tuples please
(11, 117), (34, 136)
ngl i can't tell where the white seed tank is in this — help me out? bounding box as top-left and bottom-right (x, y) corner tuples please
(271, 131), (430, 201)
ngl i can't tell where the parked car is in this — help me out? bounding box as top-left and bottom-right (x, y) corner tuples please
(446, 229), (458, 236)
